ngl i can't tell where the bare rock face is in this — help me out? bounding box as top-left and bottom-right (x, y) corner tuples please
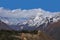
(45, 20), (60, 40)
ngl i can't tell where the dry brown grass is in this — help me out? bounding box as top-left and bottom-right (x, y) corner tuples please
(12, 30), (54, 40)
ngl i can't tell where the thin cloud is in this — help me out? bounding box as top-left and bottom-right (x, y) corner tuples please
(0, 7), (51, 18)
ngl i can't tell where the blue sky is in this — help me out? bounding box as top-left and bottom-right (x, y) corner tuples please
(0, 0), (60, 12)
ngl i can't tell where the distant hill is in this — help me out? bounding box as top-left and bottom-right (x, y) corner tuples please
(0, 20), (12, 30)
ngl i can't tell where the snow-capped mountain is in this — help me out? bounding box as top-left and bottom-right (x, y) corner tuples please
(16, 12), (60, 31)
(0, 16), (28, 25)
(0, 8), (60, 31)
(0, 11), (60, 26)
(20, 12), (60, 27)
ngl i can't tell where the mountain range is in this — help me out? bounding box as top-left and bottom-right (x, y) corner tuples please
(0, 10), (60, 31)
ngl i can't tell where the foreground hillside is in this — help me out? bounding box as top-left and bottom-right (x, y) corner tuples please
(0, 30), (53, 40)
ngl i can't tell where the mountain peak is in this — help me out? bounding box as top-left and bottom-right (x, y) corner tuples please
(0, 7), (60, 26)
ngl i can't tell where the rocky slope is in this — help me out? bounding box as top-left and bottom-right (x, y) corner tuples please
(0, 20), (12, 30)
(45, 20), (60, 40)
